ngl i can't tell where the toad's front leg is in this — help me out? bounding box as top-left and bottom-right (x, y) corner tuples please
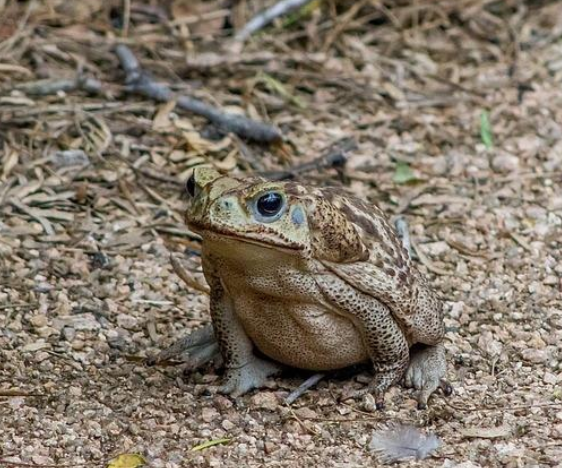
(207, 274), (283, 397)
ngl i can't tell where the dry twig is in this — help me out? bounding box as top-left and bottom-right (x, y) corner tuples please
(261, 138), (355, 180)
(393, 216), (412, 258)
(234, 0), (316, 42)
(285, 373), (326, 405)
(12, 75), (102, 96)
(114, 45), (282, 143)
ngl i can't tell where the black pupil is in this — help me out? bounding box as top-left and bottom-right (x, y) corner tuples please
(257, 192), (283, 216)
(186, 174), (196, 196)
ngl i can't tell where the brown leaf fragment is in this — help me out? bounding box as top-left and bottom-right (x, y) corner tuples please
(1, 147), (19, 179)
(170, 254), (210, 295)
(411, 194), (471, 207)
(9, 200), (55, 235)
(460, 425), (512, 439)
(104, 230), (151, 249)
(152, 100), (176, 131)
(52, 0), (104, 23)
(170, 0), (226, 36)
(445, 238), (489, 258)
(412, 240), (452, 276)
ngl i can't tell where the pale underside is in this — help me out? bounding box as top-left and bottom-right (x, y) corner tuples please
(205, 235), (384, 371)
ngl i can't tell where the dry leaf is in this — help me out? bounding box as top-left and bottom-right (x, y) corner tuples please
(0, 63), (33, 76)
(460, 426), (512, 439)
(150, 150), (167, 168)
(21, 342), (51, 353)
(81, 116), (112, 155)
(153, 100), (177, 131)
(170, 0), (225, 36)
(182, 131), (231, 154)
(53, 0), (104, 23)
(1, 147), (19, 179)
(213, 150), (238, 171)
(411, 194), (471, 207)
(107, 453), (146, 468)
(0, 1), (22, 39)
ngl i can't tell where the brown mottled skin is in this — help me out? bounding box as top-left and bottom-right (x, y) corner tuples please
(157, 167), (450, 408)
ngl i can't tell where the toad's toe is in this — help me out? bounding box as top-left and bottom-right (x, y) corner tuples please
(219, 356), (283, 397)
(147, 324), (222, 370)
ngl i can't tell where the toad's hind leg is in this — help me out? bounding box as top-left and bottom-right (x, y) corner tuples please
(316, 273), (409, 409)
(360, 300), (409, 409)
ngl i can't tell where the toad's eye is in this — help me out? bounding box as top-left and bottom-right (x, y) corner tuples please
(186, 173), (196, 197)
(255, 192), (285, 219)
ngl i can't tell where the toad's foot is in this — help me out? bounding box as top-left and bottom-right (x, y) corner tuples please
(370, 365), (408, 410)
(147, 324), (222, 370)
(219, 356), (283, 397)
(404, 343), (452, 409)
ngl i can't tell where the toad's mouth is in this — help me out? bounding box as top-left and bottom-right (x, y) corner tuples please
(199, 228), (305, 254)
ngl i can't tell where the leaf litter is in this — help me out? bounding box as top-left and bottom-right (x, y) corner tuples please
(1, 0), (562, 467)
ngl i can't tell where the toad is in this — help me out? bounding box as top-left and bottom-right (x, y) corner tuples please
(154, 167), (451, 409)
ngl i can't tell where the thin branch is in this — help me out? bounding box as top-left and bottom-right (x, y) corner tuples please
(122, 0), (131, 37)
(12, 75), (102, 96)
(393, 216), (412, 258)
(0, 390), (45, 397)
(285, 373), (325, 405)
(114, 45), (282, 144)
(234, 0), (316, 42)
(260, 137), (355, 181)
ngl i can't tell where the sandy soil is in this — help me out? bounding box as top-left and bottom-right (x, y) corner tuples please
(1, 1), (561, 467)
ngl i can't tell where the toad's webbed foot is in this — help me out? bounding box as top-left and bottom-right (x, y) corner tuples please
(404, 343), (451, 409)
(219, 356), (283, 397)
(147, 324), (222, 370)
(370, 362), (409, 410)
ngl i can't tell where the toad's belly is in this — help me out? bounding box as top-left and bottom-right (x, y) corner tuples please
(232, 295), (369, 371)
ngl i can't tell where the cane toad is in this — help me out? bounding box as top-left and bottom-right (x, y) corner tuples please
(157, 167), (450, 408)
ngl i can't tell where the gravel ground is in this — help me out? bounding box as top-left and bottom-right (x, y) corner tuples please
(1, 1), (561, 467)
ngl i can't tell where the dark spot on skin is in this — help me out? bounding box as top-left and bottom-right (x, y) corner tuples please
(399, 271), (408, 283)
(385, 268), (396, 277)
(382, 243), (396, 256)
(283, 182), (306, 197)
(309, 198), (368, 262)
(340, 203), (382, 239)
